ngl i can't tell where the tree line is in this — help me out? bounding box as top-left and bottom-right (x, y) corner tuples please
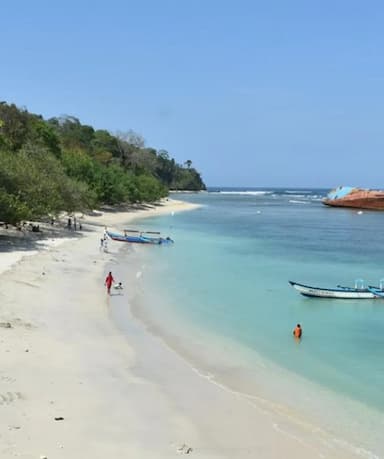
(0, 102), (205, 224)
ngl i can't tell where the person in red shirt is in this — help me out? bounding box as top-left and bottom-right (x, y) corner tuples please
(105, 271), (114, 295)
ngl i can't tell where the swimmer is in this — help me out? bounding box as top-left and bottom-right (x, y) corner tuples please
(293, 323), (302, 339)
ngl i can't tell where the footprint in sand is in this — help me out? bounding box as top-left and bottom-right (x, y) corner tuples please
(13, 318), (33, 329)
(0, 392), (23, 405)
(177, 444), (193, 454)
(0, 374), (16, 383)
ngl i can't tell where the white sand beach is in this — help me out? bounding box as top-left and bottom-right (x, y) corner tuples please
(0, 199), (367, 458)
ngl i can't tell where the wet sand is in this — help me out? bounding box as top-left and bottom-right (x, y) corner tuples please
(0, 199), (367, 458)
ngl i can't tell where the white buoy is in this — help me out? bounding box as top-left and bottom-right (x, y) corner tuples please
(357, 210), (363, 215)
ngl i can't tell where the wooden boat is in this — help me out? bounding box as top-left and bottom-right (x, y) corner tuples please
(106, 230), (174, 245)
(323, 186), (384, 210)
(288, 280), (384, 299)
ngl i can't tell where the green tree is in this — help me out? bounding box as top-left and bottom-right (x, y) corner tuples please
(0, 188), (30, 224)
(0, 101), (206, 224)
(0, 103), (29, 151)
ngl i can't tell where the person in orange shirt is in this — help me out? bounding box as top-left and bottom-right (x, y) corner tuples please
(293, 323), (302, 339)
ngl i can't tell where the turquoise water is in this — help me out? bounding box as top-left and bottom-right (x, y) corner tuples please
(123, 189), (384, 455)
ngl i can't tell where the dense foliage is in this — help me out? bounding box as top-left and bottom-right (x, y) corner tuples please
(0, 102), (205, 224)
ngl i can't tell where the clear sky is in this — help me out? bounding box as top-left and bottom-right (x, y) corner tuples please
(1, 1), (384, 188)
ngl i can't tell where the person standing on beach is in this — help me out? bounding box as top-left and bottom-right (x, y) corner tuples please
(105, 272), (115, 295)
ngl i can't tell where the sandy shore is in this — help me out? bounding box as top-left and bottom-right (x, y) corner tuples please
(0, 199), (366, 458)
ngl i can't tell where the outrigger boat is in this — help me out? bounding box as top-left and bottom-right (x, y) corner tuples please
(289, 280), (384, 299)
(106, 229), (174, 245)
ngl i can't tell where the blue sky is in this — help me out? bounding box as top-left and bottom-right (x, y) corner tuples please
(1, 1), (384, 187)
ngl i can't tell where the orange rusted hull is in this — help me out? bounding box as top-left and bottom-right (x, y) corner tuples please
(323, 188), (384, 210)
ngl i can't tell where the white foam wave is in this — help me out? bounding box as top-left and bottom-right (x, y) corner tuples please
(283, 194), (308, 198)
(215, 191), (271, 196)
(289, 200), (309, 204)
(285, 190), (312, 194)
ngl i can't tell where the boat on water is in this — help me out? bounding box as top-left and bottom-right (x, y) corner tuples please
(289, 280), (384, 299)
(322, 186), (384, 210)
(106, 230), (174, 245)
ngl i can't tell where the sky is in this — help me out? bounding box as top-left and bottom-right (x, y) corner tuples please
(1, 0), (384, 188)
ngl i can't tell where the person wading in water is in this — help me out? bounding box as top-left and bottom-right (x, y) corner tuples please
(293, 323), (302, 339)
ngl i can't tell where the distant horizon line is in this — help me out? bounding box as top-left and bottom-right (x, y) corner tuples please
(206, 185), (331, 190)
(205, 185), (383, 190)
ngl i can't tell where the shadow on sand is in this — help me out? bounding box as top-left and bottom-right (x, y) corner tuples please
(0, 224), (82, 254)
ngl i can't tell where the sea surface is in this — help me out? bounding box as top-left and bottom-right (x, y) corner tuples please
(116, 188), (384, 458)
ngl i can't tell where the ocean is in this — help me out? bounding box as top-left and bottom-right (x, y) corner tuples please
(114, 188), (384, 458)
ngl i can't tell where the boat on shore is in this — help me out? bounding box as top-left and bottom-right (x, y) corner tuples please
(107, 230), (174, 245)
(289, 280), (384, 299)
(322, 186), (384, 210)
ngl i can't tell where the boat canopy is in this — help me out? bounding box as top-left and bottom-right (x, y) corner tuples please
(326, 186), (355, 200)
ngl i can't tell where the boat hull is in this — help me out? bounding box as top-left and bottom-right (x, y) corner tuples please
(109, 235), (153, 243)
(322, 187), (384, 210)
(106, 231), (173, 245)
(323, 198), (384, 210)
(289, 281), (379, 299)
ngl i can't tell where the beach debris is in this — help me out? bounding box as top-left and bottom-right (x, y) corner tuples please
(40, 456), (48, 459)
(13, 318), (33, 329)
(54, 417), (64, 421)
(177, 444), (193, 454)
(0, 322), (12, 329)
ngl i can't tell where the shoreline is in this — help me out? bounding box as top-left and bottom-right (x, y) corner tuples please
(122, 245), (383, 459)
(129, 285), (383, 459)
(0, 198), (199, 458)
(0, 199), (200, 275)
(0, 198), (377, 458)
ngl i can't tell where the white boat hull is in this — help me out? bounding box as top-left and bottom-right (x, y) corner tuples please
(289, 281), (379, 299)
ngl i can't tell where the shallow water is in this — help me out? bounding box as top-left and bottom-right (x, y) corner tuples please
(116, 189), (384, 457)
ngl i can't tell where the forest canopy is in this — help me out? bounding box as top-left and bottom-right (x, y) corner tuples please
(0, 102), (205, 224)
